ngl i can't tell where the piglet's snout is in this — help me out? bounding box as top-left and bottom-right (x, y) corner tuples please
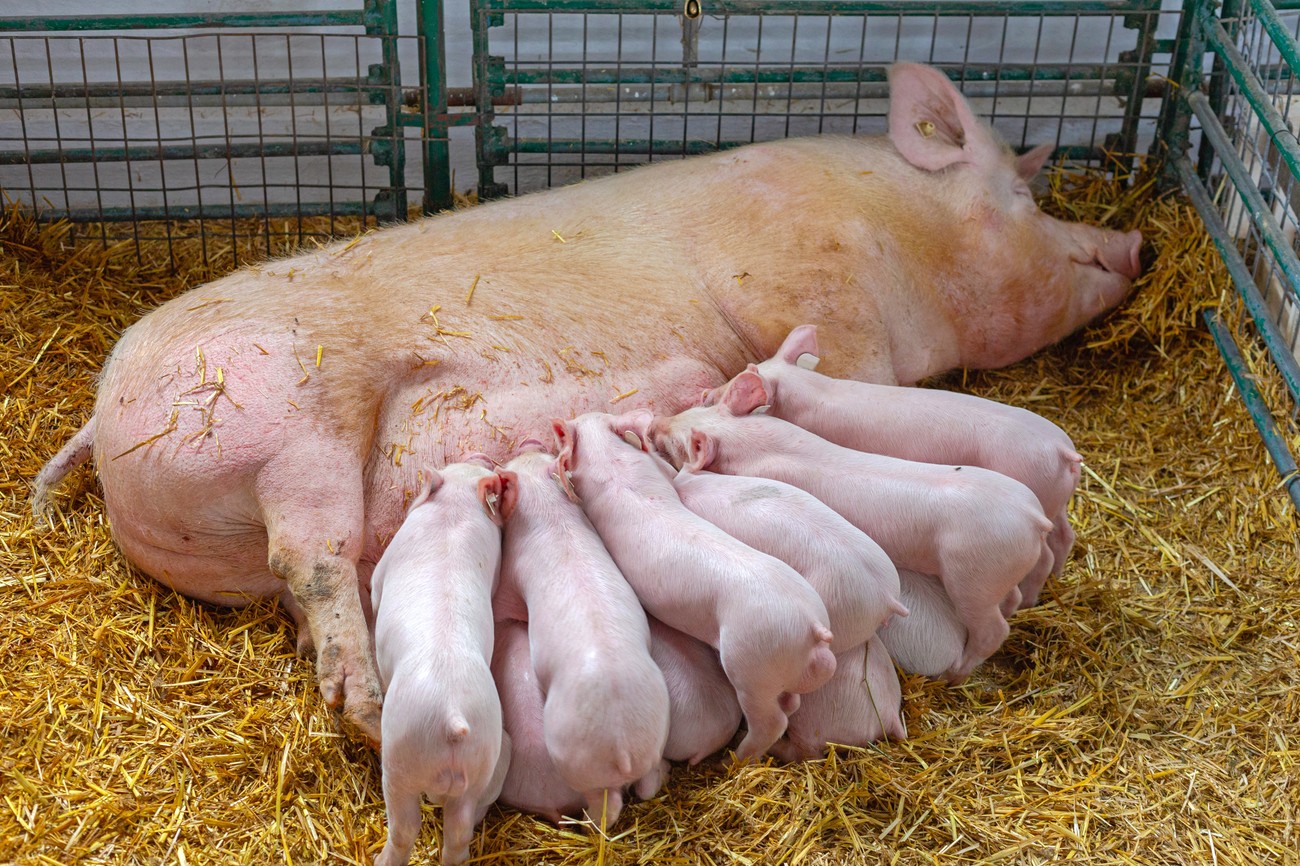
(646, 419), (679, 465)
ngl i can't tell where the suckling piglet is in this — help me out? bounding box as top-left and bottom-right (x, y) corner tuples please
(768, 635), (906, 762)
(553, 411), (836, 760)
(619, 435), (907, 653)
(648, 616), (743, 764)
(649, 388), (1051, 683)
(706, 324), (1081, 608)
(877, 569), (967, 679)
(371, 460), (511, 866)
(497, 446), (671, 829)
(490, 619), (588, 823)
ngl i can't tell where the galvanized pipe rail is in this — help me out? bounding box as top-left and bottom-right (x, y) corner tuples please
(1170, 0), (1300, 513)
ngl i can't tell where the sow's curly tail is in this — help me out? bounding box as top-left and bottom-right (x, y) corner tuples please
(31, 417), (96, 527)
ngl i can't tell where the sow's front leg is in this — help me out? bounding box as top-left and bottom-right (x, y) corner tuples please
(259, 450), (383, 744)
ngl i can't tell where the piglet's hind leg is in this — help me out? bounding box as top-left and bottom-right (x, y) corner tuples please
(733, 688), (791, 761)
(440, 795), (479, 866)
(375, 779), (422, 866)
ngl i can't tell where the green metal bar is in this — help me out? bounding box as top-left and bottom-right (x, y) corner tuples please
(1204, 310), (1300, 512)
(1114, 6), (1159, 163)
(368, 0), (407, 221)
(1188, 90), (1300, 327)
(470, 0), (508, 198)
(508, 138), (1104, 160)
(33, 200), (377, 222)
(0, 79), (383, 102)
(1201, 12), (1300, 225)
(0, 12), (367, 31)
(1155, 0), (1203, 183)
(1173, 153), (1300, 404)
(1247, 0), (1300, 82)
(1198, 0), (1243, 180)
(395, 111), (479, 129)
(0, 141), (366, 166)
(511, 138), (723, 155)
(418, 0), (453, 213)
(478, 0), (1146, 14)
(502, 64), (1118, 87)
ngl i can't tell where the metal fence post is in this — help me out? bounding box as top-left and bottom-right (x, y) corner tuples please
(419, 0), (454, 212)
(1156, 0), (1208, 188)
(365, 0), (408, 220)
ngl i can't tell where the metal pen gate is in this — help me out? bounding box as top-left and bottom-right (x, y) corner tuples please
(0, 0), (1296, 508)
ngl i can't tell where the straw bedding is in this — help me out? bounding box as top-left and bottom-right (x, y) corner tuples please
(2, 168), (1297, 866)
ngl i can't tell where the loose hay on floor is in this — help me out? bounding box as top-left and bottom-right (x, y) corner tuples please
(2, 171), (1298, 866)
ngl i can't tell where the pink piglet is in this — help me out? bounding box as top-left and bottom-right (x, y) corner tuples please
(768, 635), (906, 762)
(497, 446), (670, 830)
(371, 461), (511, 866)
(706, 324), (1081, 608)
(554, 412), (836, 760)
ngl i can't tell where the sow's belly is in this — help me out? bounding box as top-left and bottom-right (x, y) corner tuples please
(359, 344), (733, 562)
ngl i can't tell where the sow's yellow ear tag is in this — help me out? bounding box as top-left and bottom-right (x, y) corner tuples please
(915, 120), (937, 139)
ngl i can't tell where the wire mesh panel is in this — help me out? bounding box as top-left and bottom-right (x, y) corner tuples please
(1168, 0), (1300, 508)
(469, 0), (1165, 197)
(0, 4), (424, 269)
(1197, 0), (1300, 354)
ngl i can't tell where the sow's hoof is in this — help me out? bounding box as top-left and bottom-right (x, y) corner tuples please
(316, 638), (383, 747)
(344, 688), (383, 750)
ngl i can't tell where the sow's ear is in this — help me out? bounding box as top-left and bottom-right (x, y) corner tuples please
(721, 368), (771, 416)
(1016, 142), (1054, 181)
(776, 325), (820, 367)
(687, 429), (717, 473)
(887, 62), (1004, 172)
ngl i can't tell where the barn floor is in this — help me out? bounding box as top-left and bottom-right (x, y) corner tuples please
(2, 170), (1297, 866)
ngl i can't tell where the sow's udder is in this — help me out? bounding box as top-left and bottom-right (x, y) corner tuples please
(360, 354), (731, 550)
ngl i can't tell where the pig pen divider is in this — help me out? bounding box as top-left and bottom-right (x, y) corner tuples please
(0, 2), (431, 268)
(1163, 0), (1300, 510)
(0, 0), (1297, 505)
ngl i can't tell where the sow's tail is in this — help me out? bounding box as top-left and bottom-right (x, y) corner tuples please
(31, 417), (96, 527)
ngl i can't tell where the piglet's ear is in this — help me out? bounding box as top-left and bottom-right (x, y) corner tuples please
(776, 325), (820, 365)
(1016, 142), (1054, 181)
(495, 470), (519, 522)
(687, 429), (717, 472)
(408, 469), (443, 512)
(888, 62), (1003, 172)
(721, 368), (771, 416)
(477, 473), (505, 526)
(551, 418), (580, 502)
(551, 418), (574, 470)
(516, 437), (548, 454)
